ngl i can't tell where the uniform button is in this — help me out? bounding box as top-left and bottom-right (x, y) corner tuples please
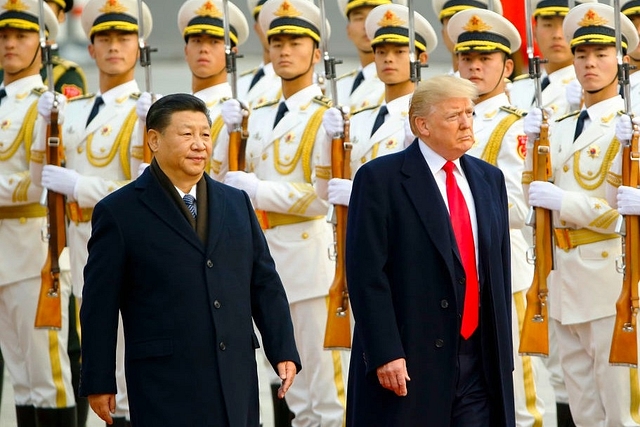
(563, 165), (569, 173)
(601, 251), (608, 258)
(458, 278), (465, 285)
(262, 153), (268, 160)
(214, 300), (221, 309)
(207, 260), (213, 268)
(219, 342), (226, 351)
(440, 300), (449, 309)
(301, 232), (309, 239)
(435, 339), (444, 348)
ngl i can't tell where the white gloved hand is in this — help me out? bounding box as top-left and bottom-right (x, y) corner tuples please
(523, 107), (543, 143)
(322, 107), (344, 137)
(616, 115), (633, 143)
(224, 171), (259, 200)
(136, 92), (162, 123)
(328, 178), (353, 206)
(137, 162), (149, 178)
(404, 115), (415, 148)
(566, 79), (583, 111)
(37, 91), (67, 124)
(221, 99), (248, 133)
(617, 186), (640, 215)
(528, 181), (564, 211)
(42, 165), (80, 199)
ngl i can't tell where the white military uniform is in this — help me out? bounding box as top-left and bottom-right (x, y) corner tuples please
(193, 82), (231, 178)
(525, 95), (640, 426)
(470, 93), (555, 427)
(510, 66), (577, 118)
(0, 75), (74, 408)
(336, 62), (385, 114)
(245, 83), (345, 427)
(629, 70), (640, 115)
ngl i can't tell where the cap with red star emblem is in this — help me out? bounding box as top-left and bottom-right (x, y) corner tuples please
(531, 0), (596, 18)
(336, 0), (406, 20)
(365, 3), (437, 54)
(0, 0), (58, 40)
(258, 0), (329, 44)
(447, 8), (520, 54)
(81, 0), (152, 39)
(563, 3), (638, 53)
(432, 0), (502, 23)
(178, 0), (248, 46)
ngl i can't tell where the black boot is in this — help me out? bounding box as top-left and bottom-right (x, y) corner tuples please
(557, 402), (577, 427)
(16, 405), (37, 427)
(35, 406), (78, 427)
(270, 383), (294, 427)
(68, 297), (89, 427)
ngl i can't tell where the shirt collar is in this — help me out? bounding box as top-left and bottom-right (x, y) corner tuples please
(585, 95), (622, 121)
(385, 93), (412, 117)
(280, 84), (322, 111)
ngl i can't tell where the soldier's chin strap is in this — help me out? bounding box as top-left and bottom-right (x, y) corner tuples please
(479, 56), (508, 99)
(11, 44), (41, 80)
(280, 48), (317, 83)
(585, 74), (619, 95)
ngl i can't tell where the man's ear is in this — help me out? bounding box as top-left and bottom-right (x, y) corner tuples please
(415, 116), (429, 136)
(147, 129), (160, 152)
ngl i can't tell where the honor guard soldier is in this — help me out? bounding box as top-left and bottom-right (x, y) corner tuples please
(30, 1), (153, 426)
(333, 0), (406, 114)
(523, 4), (640, 426)
(0, 1), (78, 426)
(448, 9), (558, 427)
(317, 3), (435, 206)
(432, 0), (503, 75)
(622, 0), (640, 114)
(221, 0), (347, 425)
(177, 0), (249, 175)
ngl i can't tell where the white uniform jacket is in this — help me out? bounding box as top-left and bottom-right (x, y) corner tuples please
(510, 66), (577, 119)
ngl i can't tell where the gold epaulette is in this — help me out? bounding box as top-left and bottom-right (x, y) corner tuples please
(499, 106), (526, 117)
(313, 95), (332, 107)
(555, 110), (581, 122)
(512, 73), (530, 82)
(337, 69), (358, 81)
(130, 92), (141, 100)
(352, 103), (380, 116)
(69, 93), (96, 102)
(52, 57), (80, 71)
(617, 110), (626, 116)
(240, 67), (259, 77)
(253, 99), (279, 110)
(31, 87), (46, 96)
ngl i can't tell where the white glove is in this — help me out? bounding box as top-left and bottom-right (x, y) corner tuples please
(41, 165), (80, 199)
(328, 178), (353, 206)
(615, 115), (640, 143)
(617, 186), (640, 215)
(136, 92), (162, 123)
(404, 115), (415, 148)
(37, 91), (67, 124)
(566, 79), (583, 111)
(137, 162), (149, 178)
(221, 99), (248, 133)
(523, 107), (543, 143)
(224, 171), (259, 200)
(322, 107), (344, 137)
(528, 181), (564, 211)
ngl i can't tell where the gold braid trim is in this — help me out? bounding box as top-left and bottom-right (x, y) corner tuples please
(371, 142), (380, 160)
(12, 172), (31, 203)
(522, 170), (534, 185)
(589, 208), (620, 230)
(481, 112), (521, 166)
(315, 165), (331, 180)
(572, 137), (620, 191)
(119, 108), (138, 180)
(607, 170), (622, 188)
(210, 115), (225, 151)
(0, 100), (38, 162)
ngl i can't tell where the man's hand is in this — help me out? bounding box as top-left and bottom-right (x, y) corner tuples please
(618, 186), (640, 215)
(376, 358), (410, 397)
(42, 165), (80, 199)
(566, 79), (583, 111)
(322, 107), (344, 137)
(328, 178), (353, 206)
(528, 181), (564, 211)
(136, 92), (161, 123)
(221, 99), (248, 133)
(38, 91), (67, 124)
(88, 393), (116, 424)
(224, 171), (259, 200)
(276, 360), (297, 399)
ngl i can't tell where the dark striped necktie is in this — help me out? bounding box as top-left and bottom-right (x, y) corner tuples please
(183, 194), (197, 219)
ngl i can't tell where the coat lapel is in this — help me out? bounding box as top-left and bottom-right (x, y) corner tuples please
(203, 175), (226, 257)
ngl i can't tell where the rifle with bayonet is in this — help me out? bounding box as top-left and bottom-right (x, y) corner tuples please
(610, 0), (638, 367)
(137, 0), (156, 164)
(519, 0), (553, 357)
(224, 0), (247, 172)
(35, 0), (63, 329)
(320, 0), (351, 350)
(407, 0), (425, 84)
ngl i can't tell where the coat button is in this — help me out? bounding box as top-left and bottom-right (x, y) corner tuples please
(440, 300), (449, 309)
(458, 277), (465, 285)
(207, 260), (213, 268)
(435, 339), (444, 348)
(219, 342), (226, 351)
(213, 300), (221, 309)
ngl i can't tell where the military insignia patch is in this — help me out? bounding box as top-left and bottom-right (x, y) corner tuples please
(517, 135), (527, 159)
(587, 144), (600, 158)
(284, 132), (295, 143)
(1, 119), (10, 130)
(385, 139), (397, 149)
(101, 125), (112, 136)
(61, 84), (82, 99)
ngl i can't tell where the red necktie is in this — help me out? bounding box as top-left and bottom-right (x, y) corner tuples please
(443, 161), (478, 339)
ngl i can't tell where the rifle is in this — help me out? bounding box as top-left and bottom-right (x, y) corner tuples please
(519, 0), (553, 356)
(319, 0), (351, 350)
(35, 0), (63, 329)
(610, 0), (638, 367)
(223, 0), (247, 172)
(407, 0), (426, 84)
(137, 0), (155, 163)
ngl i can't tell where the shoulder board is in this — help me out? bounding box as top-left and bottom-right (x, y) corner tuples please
(617, 110), (626, 116)
(220, 96), (231, 103)
(52, 57), (80, 71)
(337, 69), (358, 81)
(69, 92), (96, 102)
(130, 92), (141, 100)
(31, 87), (46, 96)
(512, 74), (530, 82)
(253, 99), (279, 110)
(555, 110), (581, 122)
(240, 67), (259, 77)
(499, 106), (526, 117)
(352, 104), (381, 115)
(313, 95), (332, 107)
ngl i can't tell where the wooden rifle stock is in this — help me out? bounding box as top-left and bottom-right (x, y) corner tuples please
(609, 129), (640, 367)
(519, 118), (552, 356)
(323, 114), (352, 350)
(35, 109), (64, 329)
(228, 115), (248, 172)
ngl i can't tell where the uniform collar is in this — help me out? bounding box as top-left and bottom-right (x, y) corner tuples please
(384, 92), (412, 116)
(585, 95), (622, 122)
(193, 82), (232, 103)
(98, 80), (140, 105)
(474, 92), (509, 118)
(280, 84), (322, 111)
(1, 74), (43, 98)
